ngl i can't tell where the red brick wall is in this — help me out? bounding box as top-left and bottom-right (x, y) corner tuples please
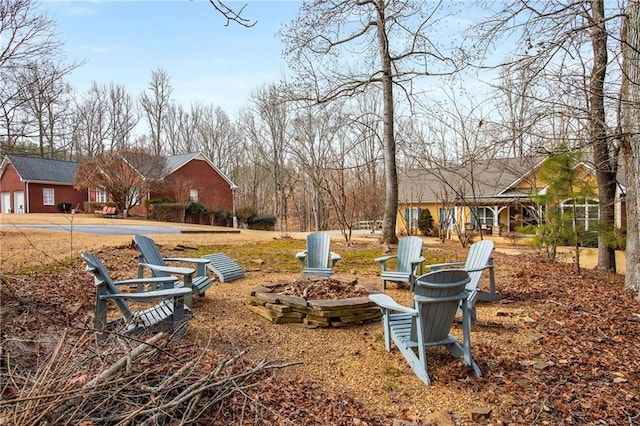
(152, 159), (233, 212)
(26, 183), (88, 213)
(1, 164), (88, 213)
(0, 163), (23, 192)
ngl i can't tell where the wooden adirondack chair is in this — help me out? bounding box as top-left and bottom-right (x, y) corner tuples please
(295, 232), (342, 277)
(369, 269), (481, 385)
(375, 236), (425, 290)
(424, 239), (497, 320)
(133, 234), (213, 304)
(81, 252), (193, 339)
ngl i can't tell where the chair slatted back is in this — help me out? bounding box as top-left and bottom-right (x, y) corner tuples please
(413, 269), (470, 343)
(81, 252), (134, 321)
(305, 232), (332, 269)
(396, 236), (423, 274)
(134, 234), (171, 278)
(464, 240), (494, 291)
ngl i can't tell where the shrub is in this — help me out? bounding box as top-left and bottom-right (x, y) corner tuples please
(145, 197), (175, 206)
(247, 215), (276, 231)
(418, 209), (434, 236)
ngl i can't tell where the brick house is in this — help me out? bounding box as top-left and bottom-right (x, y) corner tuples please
(0, 155), (87, 214)
(86, 152), (236, 220)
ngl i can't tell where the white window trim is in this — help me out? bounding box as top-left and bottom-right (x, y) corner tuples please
(43, 188), (55, 206)
(96, 187), (108, 203)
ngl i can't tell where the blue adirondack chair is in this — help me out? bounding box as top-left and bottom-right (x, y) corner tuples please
(295, 232), (341, 277)
(369, 269), (481, 385)
(133, 235), (213, 305)
(424, 239), (497, 320)
(81, 252), (193, 339)
(375, 236), (425, 290)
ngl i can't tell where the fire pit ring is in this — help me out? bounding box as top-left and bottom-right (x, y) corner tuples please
(248, 276), (382, 328)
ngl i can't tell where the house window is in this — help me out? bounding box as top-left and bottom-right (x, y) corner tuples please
(43, 188), (55, 206)
(561, 198), (599, 231)
(438, 207), (455, 228)
(96, 187), (108, 203)
(404, 207), (420, 228)
(190, 189), (199, 203)
(130, 188), (142, 206)
(471, 207), (494, 228)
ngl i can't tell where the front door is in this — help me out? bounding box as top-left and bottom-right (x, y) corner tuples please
(1, 192), (10, 213)
(13, 191), (24, 213)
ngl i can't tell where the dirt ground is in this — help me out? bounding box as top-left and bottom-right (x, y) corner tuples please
(1, 213), (638, 424)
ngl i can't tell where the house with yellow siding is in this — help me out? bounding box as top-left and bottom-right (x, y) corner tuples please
(396, 156), (626, 238)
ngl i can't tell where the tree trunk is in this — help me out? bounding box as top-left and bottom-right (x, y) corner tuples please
(375, 0), (399, 246)
(622, 0), (640, 298)
(589, 0), (617, 272)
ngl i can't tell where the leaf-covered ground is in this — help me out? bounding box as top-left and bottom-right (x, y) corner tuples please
(1, 236), (638, 425)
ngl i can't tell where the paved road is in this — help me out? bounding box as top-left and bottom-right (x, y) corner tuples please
(1, 224), (182, 235)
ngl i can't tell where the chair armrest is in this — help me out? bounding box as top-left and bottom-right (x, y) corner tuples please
(295, 251), (308, 266)
(425, 261), (465, 271)
(114, 276), (177, 287)
(374, 255), (397, 264)
(164, 257), (211, 265)
(330, 251), (341, 267)
(369, 294), (417, 315)
(139, 263), (194, 276)
(101, 286), (192, 303)
(410, 256), (426, 266)
(465, 264), (493, 273)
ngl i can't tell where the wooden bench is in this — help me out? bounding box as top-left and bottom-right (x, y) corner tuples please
(201, 253), (245, 282)
(94, 206), (117, 216)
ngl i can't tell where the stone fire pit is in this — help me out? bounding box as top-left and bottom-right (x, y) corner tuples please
(248, 276), (382, 328)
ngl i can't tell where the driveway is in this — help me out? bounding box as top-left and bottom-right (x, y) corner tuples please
(0, 223), (183, 235)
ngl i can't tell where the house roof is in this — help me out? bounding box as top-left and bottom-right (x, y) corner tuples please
(1, 154), (79, 185)
(164, 152), (237, 189)
(399, 156), (546, 204)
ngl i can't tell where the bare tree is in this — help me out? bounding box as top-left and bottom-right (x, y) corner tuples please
(74, 149), (167, 216)
(106, 82), (138, 151)
(71, 82), (109, 157)
(196, 105), (240, 175)
(13, 60), (77, 158)
(140, 68), (173, 156)
(280, 0), (464, 246)
(241, 83), (290, 230)
(0, 0), (61, 70)
(621, 0), (640, 298)
(288, 102), (339, 231)
(0, 0), (69, 154)
(206, 0), (255, 27)
(474, 0), (624, 271)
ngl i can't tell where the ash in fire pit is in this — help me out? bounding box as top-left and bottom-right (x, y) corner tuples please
(248, 276), (382, 328)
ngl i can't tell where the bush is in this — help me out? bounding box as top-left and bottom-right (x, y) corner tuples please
(418, 209), (434, 236)
(246, 215), (276, 231)
(147, 203), (184, 222)
(145, 197), (175, 206)
(186, 201), (206, 215)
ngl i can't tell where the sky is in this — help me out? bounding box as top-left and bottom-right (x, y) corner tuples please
(40, 0), (302, 116)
